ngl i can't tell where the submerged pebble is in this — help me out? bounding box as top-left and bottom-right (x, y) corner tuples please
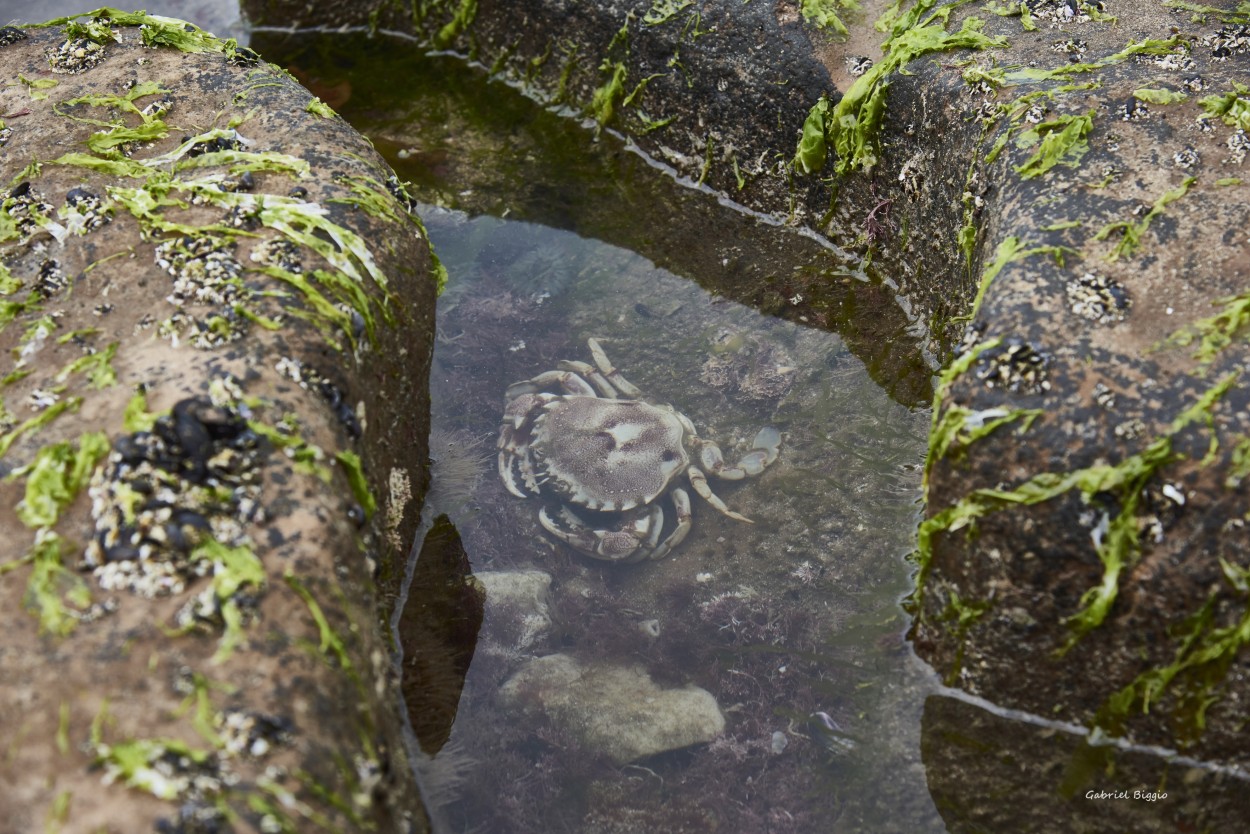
(498, 653), (725, 764)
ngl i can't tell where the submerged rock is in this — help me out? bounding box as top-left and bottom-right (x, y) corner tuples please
(498, 653), (725, 764)
(477, 568), (554, 654)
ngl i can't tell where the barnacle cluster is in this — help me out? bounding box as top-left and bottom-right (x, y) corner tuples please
(1172, 146), (1201, 169)
(249, 238), (302, 273)
(156, 236), (244, 306)
(216, 708), (294, 758)
(275, 356), (360, 437)
(93, 701), (293, 832)
(1139, 480), (1187, 544)
(1051, 37), (1088, 60)
(845, 55), (873, 77)
(47, 37), (107, 73)
(1227, 128), (1250, 164)
(1205, 24), (1250, 60)
(0, 25), (26, 45)
(33, 259), (67, 298)
(974, 338), (1052, 394)
(3, 182), (53, 239)
(61, 187), (111, 234)
(1065, 271), (1130, 323)
(85, 397), (266, 600)
(1026, 0), (1104, 26)
(154, 235), (250, 349)
(1119, 97), (1149, 121)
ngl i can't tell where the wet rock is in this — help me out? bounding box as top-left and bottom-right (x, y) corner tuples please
(476, 568), (554, 654)
(498, 653), (725, 764)
(921, 693), (1247, 834)
(0, 12), (434, 832)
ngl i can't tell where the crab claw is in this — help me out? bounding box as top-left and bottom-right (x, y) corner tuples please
(697, 427), (782, 480)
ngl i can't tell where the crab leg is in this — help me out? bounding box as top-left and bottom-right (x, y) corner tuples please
(687, 466), (752, 523)
(506, 370), (596, 400)
(539, 505), (658, 563)
(646, 488), (692, 561)
(556, 359), (618, 398)
(588, 338), (643, 398)
(497, 452), (531, 498)
(697, 427), (782, 480)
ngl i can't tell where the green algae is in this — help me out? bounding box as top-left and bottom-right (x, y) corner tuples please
(15, 75), (58, 102)
(329, 174), (405, 225)
(1002, 36), (1186, 84)
(172, 671), (227, 747)
(9, 432), (109, 528)
(54, 342), (118, 390)
(433, 0), (478, 50)
(794, 96), (833, 175)
(1012, 111), (1095, 179)
(927, 404), (1042, 485)
(189, 539), (267, 664)
(1132, 88), (1188, 106)
(45, 789), (72, 834)
(25, 531), (92, 636)
(960, 235), (1073, 322)
(1094, 177), (1195, 262)
(305, 96), (337, 118)
(0, 398), (82, 459)
(1098, 558), (1250, 742)
(1163, 0), (1250, 24)
(918, 372), (1238, 652)
(922, 339), (1001, 488)
(591, 61), (629, 125)
(815, 11), (1006, 175)
(937, 589), (993, 685)
(335, 450), (376, 520)
(983, 0), (1037, 30)
(1226, 436), (1250, 488)
(1163, 291), (1250, 368)
(1199, 82), (1250, 131)
(91, 737), (213, 800)
(644, 0), (693, 26)
(56, 702), (72, 755)
(36, 8), (244, 56)
(248, 417), (332, 482)
(0, 262), (19, 296)
(285, 573), (355, 675)
(800, 0), (860, 38)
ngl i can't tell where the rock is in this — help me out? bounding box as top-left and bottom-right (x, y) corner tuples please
(498, 654), (725, 764)
(921, 693), (1248, 834)
(476, 568), (554, 654)
(0, 12), (436, 832)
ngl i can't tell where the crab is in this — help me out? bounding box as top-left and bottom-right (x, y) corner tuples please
(497, 338), (781, 563)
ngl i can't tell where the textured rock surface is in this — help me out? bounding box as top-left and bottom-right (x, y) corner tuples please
(498, 653), (726, 764)
(0, 14), (435, 832)
(921, 693), (1248, 833)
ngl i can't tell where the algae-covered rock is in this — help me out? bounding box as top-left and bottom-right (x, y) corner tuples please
(499, 653), (725, 764)
(0, 11), (436, 831)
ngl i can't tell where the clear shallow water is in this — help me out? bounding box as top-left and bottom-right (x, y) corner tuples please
(409, 208), (943, 833)
(237, 28), (948, 832)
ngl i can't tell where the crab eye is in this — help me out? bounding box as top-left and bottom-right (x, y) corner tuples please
(661, 450), (679, 463)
